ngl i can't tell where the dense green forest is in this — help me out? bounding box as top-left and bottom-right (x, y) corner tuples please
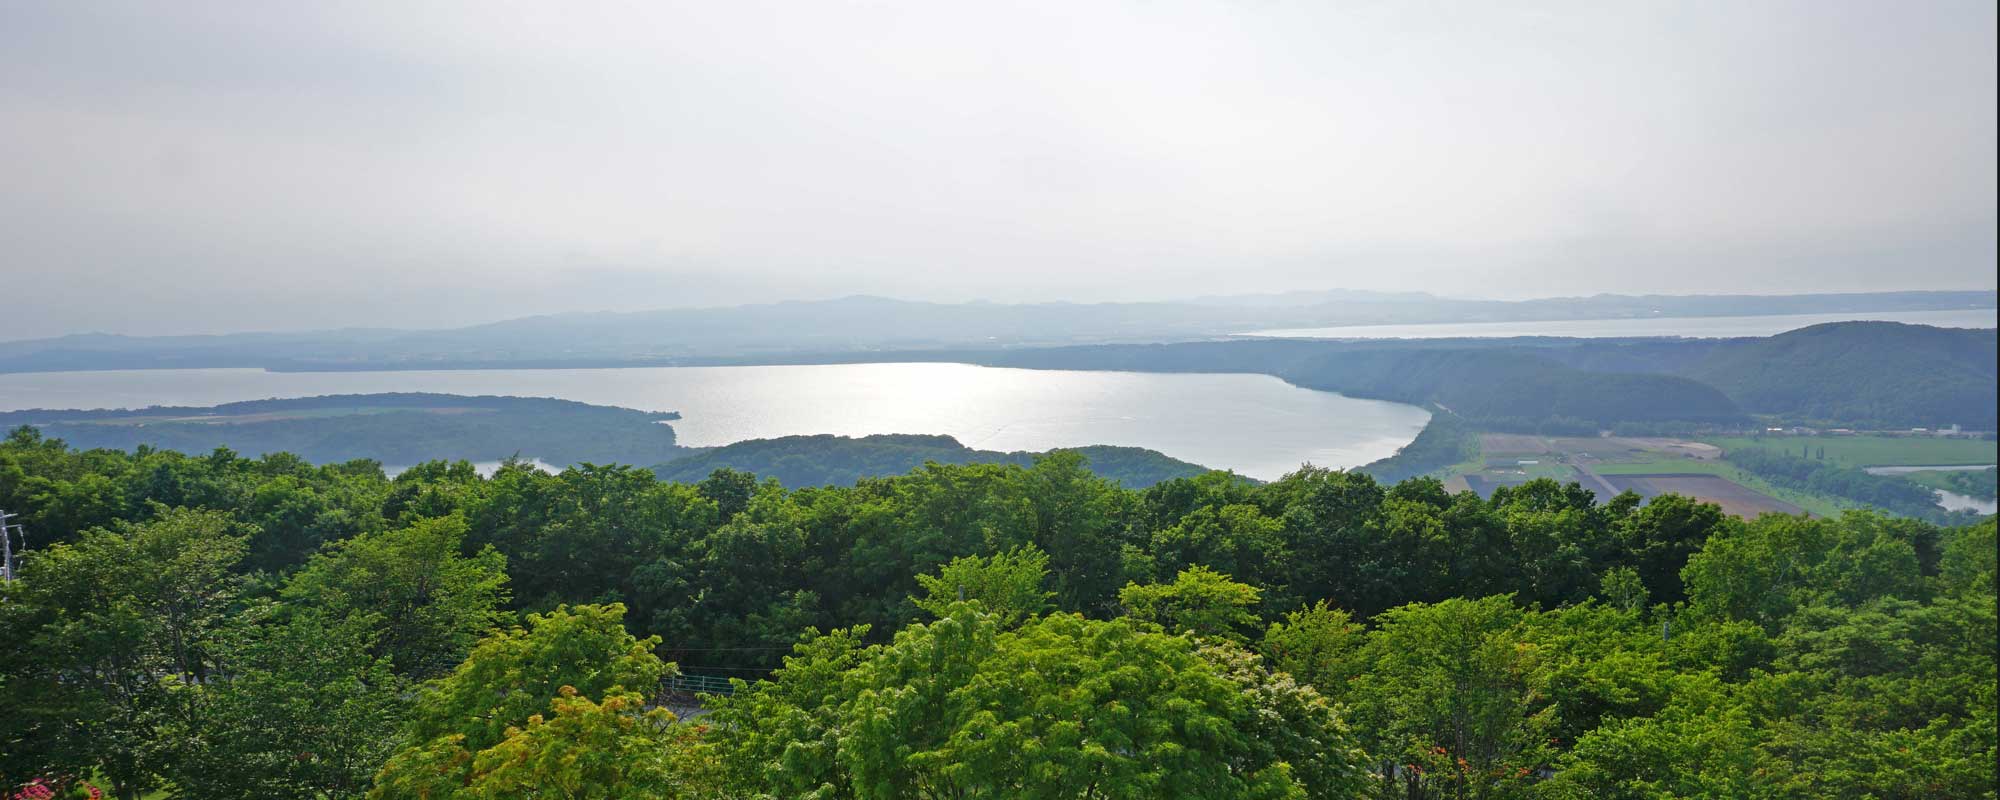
(651, 433), (1217, 488)
(1672, 322), (1998, 429)
(0, 394), (688, 467)
(1, 428), (1992, 798)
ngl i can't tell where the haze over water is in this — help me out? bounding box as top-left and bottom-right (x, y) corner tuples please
(0, 363), (1430, 481)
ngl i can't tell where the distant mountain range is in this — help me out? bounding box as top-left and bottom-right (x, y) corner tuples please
(1, 289), (1990, 373)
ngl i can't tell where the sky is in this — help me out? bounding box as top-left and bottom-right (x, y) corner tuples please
(2, 1), (1995, 338)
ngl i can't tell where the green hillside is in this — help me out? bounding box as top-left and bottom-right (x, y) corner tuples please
(0, 394), (688, 467)
(978, 340), (1749, 432)
(652, 433), (1223, 488)
(1676, 322), (1998, 428)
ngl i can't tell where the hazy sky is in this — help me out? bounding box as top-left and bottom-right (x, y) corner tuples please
(3, 1), (1994, 337)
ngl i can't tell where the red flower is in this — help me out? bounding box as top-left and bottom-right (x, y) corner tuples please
(9, 780), (55, 800)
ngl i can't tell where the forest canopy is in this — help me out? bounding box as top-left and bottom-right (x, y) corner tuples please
(0, 428), (1991, 798)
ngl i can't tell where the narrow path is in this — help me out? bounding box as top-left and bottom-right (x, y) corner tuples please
(1573, 464), (1623, 499)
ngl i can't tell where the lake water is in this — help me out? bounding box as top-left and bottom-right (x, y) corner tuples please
(0, 363), (1431, 481)
(1931, 490), (1997, 516)
(1239, 308), (1998, 340)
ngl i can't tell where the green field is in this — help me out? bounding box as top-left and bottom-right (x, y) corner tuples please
(1481, 461), (1580, 481)
(1439, 432), (1981, 518)
(1706, 435), (1997, 468)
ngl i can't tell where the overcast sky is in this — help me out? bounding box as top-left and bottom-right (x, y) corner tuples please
(2, 1), (1994, 337)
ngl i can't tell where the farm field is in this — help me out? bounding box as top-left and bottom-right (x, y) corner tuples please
(1598, 473), (1806, 517)
(1585, 456), (1852, 517)
(1480, 434), (1721, 463)
(1441, 432), (1993, 518)
(1464, 469), (1579, 498)
(1706, 435), (1997, 468)
(1459, 433), (1850, 517)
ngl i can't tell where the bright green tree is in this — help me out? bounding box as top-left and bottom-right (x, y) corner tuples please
(1537, 671), (1763, 799)
(1349, 596), (1555, 800)
(461, 687), (718, 799)
(371, 603), (673, 798)
(912, 544), (1054, 626)
(1260, 601), (1367, 705)
(1118, 565), (1262, 642)
(709, 604), (1365, 799)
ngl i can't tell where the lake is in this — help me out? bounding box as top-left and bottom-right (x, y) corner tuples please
(1238, 308), (1998, 340)
(1931, 490), (1998, 516)
(0, 363), (1431, 481)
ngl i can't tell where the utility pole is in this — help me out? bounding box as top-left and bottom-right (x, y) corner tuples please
(0, 509), (17, 583)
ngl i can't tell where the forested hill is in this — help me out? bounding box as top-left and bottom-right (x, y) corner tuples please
(973, 341), (1746, 432)
(2, 395), (1221, 487)
(1520, 321), (1998, 428)
(1673, 322), (1998, 428)
(970, 321), (1996, 431)
(650, 433), (1221, 488)
(0, 394), (687, 467)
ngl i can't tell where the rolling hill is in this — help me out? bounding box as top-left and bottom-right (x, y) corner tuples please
(1673, 322), (1998, 428)
(0, 394), (687, 467)
(651, 433), (1222, 488)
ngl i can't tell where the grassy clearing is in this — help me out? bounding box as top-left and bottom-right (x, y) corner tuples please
(1516, 463), (1582, 481)
(1706, 435), (1997, 468)
(1425, 434), (1486, 481)
(1446, 433), (1914, 517)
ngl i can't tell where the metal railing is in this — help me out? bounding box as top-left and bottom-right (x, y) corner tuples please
(666, 673), (737, 696)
